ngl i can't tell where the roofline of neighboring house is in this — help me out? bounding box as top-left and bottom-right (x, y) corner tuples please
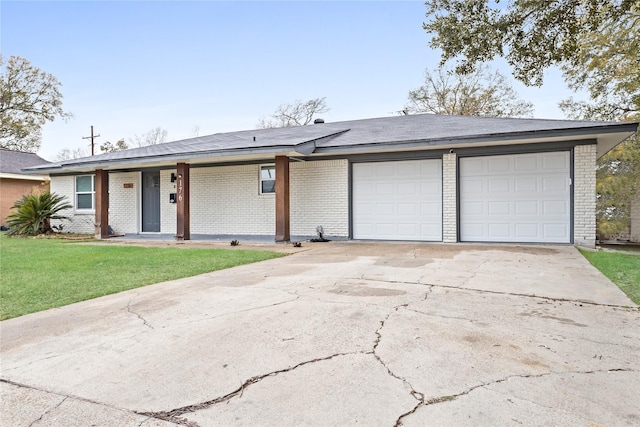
(22, 120), (638, 175)
(0, 172), (50, 181)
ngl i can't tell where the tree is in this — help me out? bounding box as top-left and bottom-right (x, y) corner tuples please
(130, 126), (168, 147)
(56, 147), (90, 161)
(5, 191), (72, 236)
(592, 137), (640, 238)
(0, 55), (72, 152)
(423, 0), (635, 87)
(559, 9), (639, 122)
(404, 65), (533, 117)
(99, 139), (128, 153)
(257, 97), (329, 128)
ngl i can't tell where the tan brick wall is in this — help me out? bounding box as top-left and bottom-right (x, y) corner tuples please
(0, 178), (49, 225)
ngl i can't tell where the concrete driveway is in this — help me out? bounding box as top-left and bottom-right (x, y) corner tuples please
(1, 242), (639, 426)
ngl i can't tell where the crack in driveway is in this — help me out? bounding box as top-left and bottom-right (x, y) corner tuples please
(137, 351), (362, 425)
(127, 296), (155, 329)
(27, 395), (67, 427)
(394, 368), (636, 426)
(357, 276), (637, 309)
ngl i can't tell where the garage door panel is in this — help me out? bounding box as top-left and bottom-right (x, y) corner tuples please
(515, 201), (538, 215)
(353, 159), (442, 241)
(515, 155), (538, 170)
(542, 176), (568, 191)
(488, 157), (510, 172)
(489, 179), (510, 193)
(488, 202), (511, 215)
(543, 200), (568, 215)
(543, 153), (569, 170)
(398, 182), (419, 195)
(460, 152), (570, 243)
(398, 203), (418, 215)
(515, 224), (538, 238)
(543, 224), (569, 239)
(515, 178), (537, 192)
(488, 223), (510, 238)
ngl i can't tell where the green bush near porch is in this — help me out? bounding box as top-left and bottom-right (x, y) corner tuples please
(0, 234), (285, 320)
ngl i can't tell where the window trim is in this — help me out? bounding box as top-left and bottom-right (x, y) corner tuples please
(259, 164), (276, 195)
(75, 174), (95, 212)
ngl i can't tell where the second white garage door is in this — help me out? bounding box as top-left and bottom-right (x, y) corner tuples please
(352, 159), (442, 241)
(460, 152), (571, 243)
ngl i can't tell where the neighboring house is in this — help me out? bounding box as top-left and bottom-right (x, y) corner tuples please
(23, 114), (638, 247)
(630, 192), (640, 243)
(0, 149), (50, 225)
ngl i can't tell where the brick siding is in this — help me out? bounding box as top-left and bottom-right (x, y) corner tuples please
(442, 153), (457, 243)
(1, 178), (49, 225)
(573, 144), (597, 247)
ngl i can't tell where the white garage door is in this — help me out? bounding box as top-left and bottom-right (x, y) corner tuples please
(460, 152), (570, 243)
(352, 159), (442, 241)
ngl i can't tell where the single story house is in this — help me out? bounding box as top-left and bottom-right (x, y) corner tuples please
(23, 114), (638, 247)
(1, 148), (50, 225)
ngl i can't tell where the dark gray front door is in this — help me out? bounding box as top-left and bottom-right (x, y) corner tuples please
(142, 171), (160, 232)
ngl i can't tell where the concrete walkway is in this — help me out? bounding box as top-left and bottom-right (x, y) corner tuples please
(1, 243), (638, 426)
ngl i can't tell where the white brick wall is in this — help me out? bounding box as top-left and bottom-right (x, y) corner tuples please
(442, 153), (457, 243)
(50, 175), (95, 234)
(109, 172), (140, 234)
(51, 173), (141, 234)
(291, 159), (349, 238)
(188, 165), (274, 235)
(182, 160), (349, 237)
(630, 191), (640, 243)
(573, 145), (597, 247)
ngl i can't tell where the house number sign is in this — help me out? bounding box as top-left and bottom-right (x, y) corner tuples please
(177, 174), (183, 202)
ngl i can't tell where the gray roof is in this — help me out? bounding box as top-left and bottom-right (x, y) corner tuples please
(23, 114), (638, 174)
(1, 149), (49, 175)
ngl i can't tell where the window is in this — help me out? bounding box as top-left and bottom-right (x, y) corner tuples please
(76, 175), (95, 210)
(260, 165), (275, 194)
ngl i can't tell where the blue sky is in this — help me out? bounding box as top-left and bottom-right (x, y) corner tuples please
(2, 0), (583, 161)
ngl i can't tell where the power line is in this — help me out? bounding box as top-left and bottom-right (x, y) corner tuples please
(82, 125), (101, 156)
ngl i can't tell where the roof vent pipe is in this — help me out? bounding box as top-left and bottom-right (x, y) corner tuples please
(314, 118), (325, 124)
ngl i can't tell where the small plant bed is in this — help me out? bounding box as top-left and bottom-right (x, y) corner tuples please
(580, 249), (640, 306)
(0, 233), (285, 320)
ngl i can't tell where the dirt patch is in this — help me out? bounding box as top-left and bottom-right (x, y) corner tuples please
(328, 284), (406, 297)
(374, 258), (432, 267)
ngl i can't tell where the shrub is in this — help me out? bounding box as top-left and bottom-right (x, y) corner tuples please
(6, 191), (72, 236)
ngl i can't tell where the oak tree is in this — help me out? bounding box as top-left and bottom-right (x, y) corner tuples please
(0, 55), (71, 152)
(404, 65), (533, 117)
(423, 0), (636, 87)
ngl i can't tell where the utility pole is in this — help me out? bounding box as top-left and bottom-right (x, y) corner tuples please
(82, 125), (101, 156)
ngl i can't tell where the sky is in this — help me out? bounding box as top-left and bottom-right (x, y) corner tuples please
(1, 0), (585, 161)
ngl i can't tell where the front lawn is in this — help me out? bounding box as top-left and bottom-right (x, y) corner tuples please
(580, 249), (640, 306)
(0, 234), (284, 320)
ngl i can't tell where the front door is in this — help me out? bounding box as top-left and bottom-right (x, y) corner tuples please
(142, 171), (160, 232)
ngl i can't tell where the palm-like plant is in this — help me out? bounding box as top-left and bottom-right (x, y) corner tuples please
(5, 192), (72, 236)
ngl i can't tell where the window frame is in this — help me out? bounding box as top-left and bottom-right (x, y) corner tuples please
(259, 164), (276, 195)
(75, 174), (95, 212)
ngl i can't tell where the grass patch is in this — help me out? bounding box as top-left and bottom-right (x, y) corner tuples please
(0, 233), (285, 320)
(580, 249), (640, 305)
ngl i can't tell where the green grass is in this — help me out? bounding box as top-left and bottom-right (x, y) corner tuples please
(580, 249), (640, 305)
(0, 233), (285, 320)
